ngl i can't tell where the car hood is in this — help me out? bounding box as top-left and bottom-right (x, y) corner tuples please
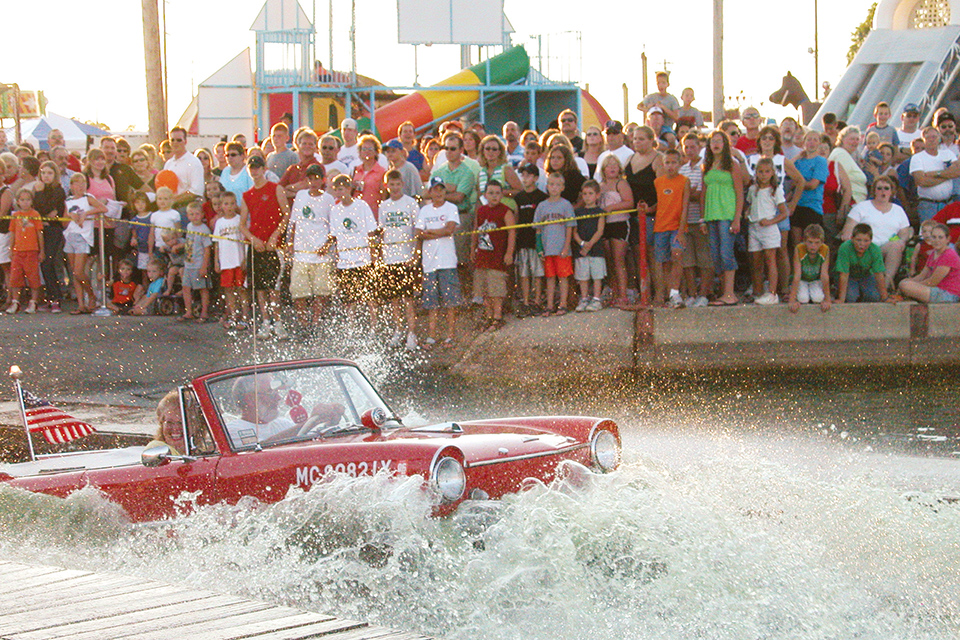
(383, 416), (604, 466)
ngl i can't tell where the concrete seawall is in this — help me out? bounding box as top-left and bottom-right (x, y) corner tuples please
(451, 303), (960, 380)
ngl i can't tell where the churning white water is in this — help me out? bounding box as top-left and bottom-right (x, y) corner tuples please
(1, 335), (959, 639)
(0, 418), (958, 640)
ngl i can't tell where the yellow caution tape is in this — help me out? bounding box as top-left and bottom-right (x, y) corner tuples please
(2, 206), (641, 257)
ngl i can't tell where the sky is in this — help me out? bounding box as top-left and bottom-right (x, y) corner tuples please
(1, 0), (877, 133)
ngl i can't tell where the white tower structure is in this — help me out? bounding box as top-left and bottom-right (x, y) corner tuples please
(815, 0), (960, 127)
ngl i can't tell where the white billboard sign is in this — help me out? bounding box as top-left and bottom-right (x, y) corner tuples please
(398, 0), (506, 45)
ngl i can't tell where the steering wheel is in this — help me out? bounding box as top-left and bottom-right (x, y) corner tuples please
(296, 402), (346, 436)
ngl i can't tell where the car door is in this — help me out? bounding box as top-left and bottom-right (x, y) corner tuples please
(84, 387), (221, 522)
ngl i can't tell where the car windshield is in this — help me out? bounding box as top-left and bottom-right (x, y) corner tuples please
(205, 363), (395, 451)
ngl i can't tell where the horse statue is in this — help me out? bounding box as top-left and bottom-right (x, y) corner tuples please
(769, 71), (822, 125)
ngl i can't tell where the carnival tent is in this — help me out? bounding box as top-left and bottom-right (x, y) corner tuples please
(3, 112), (109, 151)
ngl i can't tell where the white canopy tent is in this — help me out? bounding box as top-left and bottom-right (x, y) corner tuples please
(2, 112), (109, 152)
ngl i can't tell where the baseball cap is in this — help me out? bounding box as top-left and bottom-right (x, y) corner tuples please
(384, 138), (405, 151)
(648, 106), (664, 116)
(604, 120), (623, 135)
(937, 111), (956, 125)
(305, 163), (325, 177)
(247, 155), (265, 169)
(903, 103), (920, 114)
(341, 118), (358, 130)
(428, 177), (446, 190)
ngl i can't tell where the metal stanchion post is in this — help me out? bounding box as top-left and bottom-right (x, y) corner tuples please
(92, 213), (112, 317)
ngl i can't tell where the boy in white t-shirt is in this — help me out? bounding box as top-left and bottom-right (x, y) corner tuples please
(212, 191), (250, 329)
(289, 164), (334, 333)
(148, 186), (182, 263)
(415, 177), (462, 347)
(149, 186), (185, 296)
(328, 173), (378, 321)
(378, 169), (421, 350)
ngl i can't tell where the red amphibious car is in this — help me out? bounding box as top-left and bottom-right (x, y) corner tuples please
(0, 359), (621, 522)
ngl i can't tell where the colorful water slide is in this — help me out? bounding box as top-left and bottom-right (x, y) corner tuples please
(373, 46), (530, 139)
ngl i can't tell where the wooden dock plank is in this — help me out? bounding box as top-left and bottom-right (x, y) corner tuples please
(6, 576), (154, 614)
(12, 595), (249, 640)
(123, 604), (319, 640)
(308, 626), (430, 640)
(159, 612), (337, 640)
(0, 562), (62, 579)
(0, 587), (222, 635)
(0, 561), (432, 640)
(27, 600), (280, 640)
(237, 618), (371, 640)
(1, 566), (87, 591)
(152, 612), (339, 640)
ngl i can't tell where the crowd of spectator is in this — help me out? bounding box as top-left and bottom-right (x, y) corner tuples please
(2, 69), (960, 351)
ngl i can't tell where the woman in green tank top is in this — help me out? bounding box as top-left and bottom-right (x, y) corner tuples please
(703, 130), (743, 305)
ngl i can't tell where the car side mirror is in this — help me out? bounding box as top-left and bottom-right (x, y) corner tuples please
(360, 407), (389, 432)
(142, 444), (172, 468)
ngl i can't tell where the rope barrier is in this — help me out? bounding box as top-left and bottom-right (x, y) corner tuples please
(0, 205), (643, 257)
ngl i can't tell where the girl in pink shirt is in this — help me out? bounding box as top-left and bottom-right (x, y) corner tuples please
(899, 222), (960, 303)
(84, 149), (116, 202)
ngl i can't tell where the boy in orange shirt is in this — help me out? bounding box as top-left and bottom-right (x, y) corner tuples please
(5, 189), (44, 314)
(652, 150), (689, 307)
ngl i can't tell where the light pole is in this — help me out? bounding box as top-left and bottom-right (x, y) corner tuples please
(813, 0), (819, 101)
(713, 0), (724, 124)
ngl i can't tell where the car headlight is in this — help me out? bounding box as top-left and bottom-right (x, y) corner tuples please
(433, 456), (466, 502)
(590, 429), (620, 472)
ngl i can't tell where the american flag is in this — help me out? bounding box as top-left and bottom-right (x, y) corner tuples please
(20, 388), (97, 444)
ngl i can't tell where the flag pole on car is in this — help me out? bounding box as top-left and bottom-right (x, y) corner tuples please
(9, 366), (37, 462)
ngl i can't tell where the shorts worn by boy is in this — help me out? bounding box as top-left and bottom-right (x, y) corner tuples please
(746, 183), (785, 252)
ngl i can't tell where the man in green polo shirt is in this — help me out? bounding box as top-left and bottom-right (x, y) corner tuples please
(430, 132), (477, 265)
